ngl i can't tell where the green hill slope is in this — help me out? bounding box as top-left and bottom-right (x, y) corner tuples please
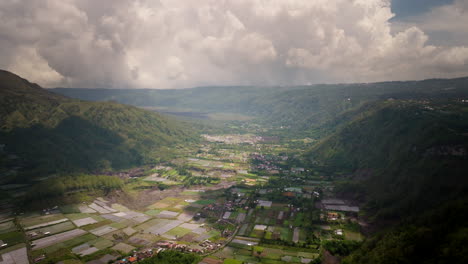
(306, 100), (468, 263)
(309, 100), (468, 216)
(51, 77), (468, 132)
(0, 70), (194, 180)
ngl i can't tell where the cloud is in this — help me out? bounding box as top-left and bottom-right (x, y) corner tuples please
(391, 0), (468, 46)
(0, 0), (467, 88)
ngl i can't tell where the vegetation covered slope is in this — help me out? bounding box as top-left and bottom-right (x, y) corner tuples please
(52, 77), (468, 131)
(0, 70), (193, 180)
(307, 100), (468, 263)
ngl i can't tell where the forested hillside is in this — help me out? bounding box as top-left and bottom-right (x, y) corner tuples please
(52, 77), (468, 131)
(0, 70), (194, 181)
(307, 100), (468, 263)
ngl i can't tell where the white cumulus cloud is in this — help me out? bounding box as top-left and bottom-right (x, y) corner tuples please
(0, 0), (467, 88)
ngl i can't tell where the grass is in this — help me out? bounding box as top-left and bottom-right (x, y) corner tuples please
(61, 260), (83, 264)
(250, 230), (265, 238)
(135, 219), (169, 231)
(111, 242), (135, 254)
(261, 248), (283, 260)
(111, 204), (130, 212)
(91, 215), (106, 222)
(293, 213), (304, 227)
(183, 206), (201, 212)
(165, 227), (191, 237)
(145, 209), (161, 216)
(234, 255), (257, 262)
(229, 212), (239, 220)
(31, 247), (77, 262)
(20, 214), (65, 227)
(0, 243), (26, 255)
(109, 222), (127, 229)
(181, 191), (200, 195)
(229, 242), (252, 250)
(344, 230), (363, 241)
(224, 259), (243, 264)
(149, 197), (187, 209)
(253, 246), (264, 253)
(30, 222), (75, 237)
(0, 221), (16, 234)
(60, 204), (80, 214)
(195, 199), (216, 205)
(81, 220), (112, 231)
(259, 259), (283, 264)
(0, 231), (24, 245)
(64, 213), (90, 221)
(297, 252), (319, 258)
(280, 228), (292, 241)
(208, 230), (221, 240)
(36, 233), (97, 254)
(89, 237), (114, 250)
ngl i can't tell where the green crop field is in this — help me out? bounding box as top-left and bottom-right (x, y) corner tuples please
(89, 237), (114, 250)
(64, 213), (90, 221)
(344, 230), (363, 241)
(31, 221), (75, 237)
(145, 209), (161, 216)
(280, 228), (292, 241)
(39, 233), (97, 254)
(165, 227), (191, 237)
(293, 213), (304, 227)
(0, 231), (24, 245)
(0, 221), (16, 234)
(20, 214), (65, 227)
(195, 199), (216, 205)
(59, 205), (80, 214)
(224, 258), (243, 264)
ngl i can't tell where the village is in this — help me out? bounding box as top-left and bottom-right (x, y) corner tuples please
(0, 132), (363, 264)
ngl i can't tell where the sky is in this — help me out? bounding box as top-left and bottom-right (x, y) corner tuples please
(0, 0), (467, 89)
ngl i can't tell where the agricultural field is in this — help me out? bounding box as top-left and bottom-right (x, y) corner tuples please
(0, 130), (363, 264)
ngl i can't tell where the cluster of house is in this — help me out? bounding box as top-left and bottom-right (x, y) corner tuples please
(202, 203), (224, 212)
(113, 239), (225, 264)
(324, 212), (341, 221)
(280, 186), (319, 199)
(202, 134), (263, 145)
(199, 240), (223, 251)
(223, 198), (248, 211)
(113, 248), (157, 264)
(250, 154), (282, 172)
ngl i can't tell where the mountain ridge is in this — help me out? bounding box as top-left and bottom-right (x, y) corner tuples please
(0, 70), (195, 180)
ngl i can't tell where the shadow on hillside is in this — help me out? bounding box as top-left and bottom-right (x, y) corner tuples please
(0, 116), (140, 181)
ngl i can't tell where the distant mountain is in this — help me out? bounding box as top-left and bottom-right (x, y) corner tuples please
(0, 70), (194, 181)
(51, 77), (468, 132)
(307, 100), (468, 263)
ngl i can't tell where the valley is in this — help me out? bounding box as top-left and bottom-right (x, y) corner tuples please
(2, 1), (468, 263)
(0, 122), (363, 264)
(2, 71), (468, 264)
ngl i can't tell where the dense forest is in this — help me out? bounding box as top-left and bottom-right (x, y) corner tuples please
(0, 70), (195, 182)
(24, 174), (124, 204)
(307, 100), (468, 263)
(52, 77), (468, 132)
(138, 250), (200, 264)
